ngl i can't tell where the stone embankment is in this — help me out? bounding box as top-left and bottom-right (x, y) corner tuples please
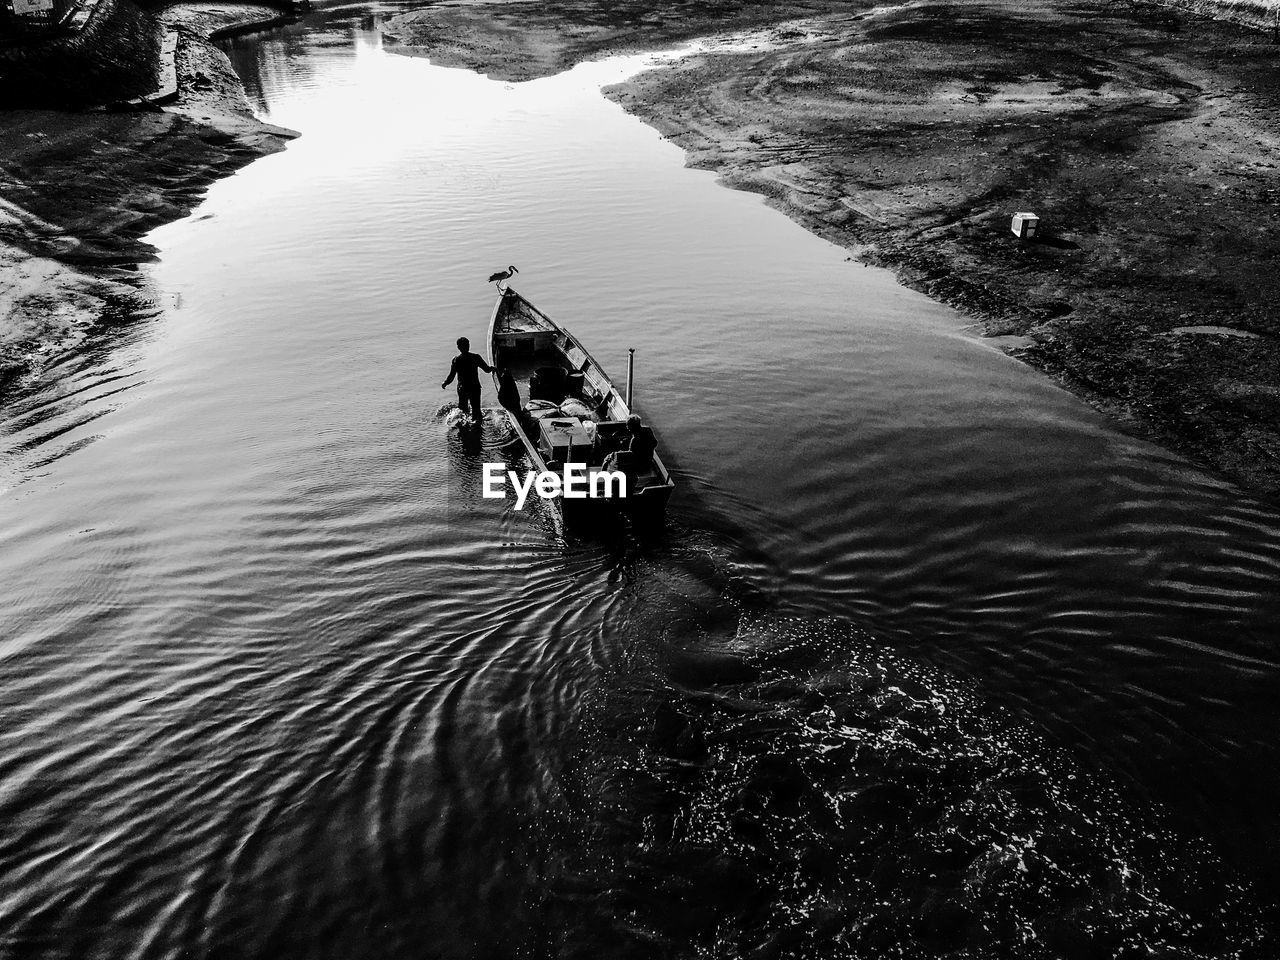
(0, 0), (159, 108)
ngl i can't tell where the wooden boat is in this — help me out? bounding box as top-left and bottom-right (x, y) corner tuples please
(486, 286), (674, 526)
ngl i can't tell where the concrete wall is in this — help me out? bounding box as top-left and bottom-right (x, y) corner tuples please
(0, 0), (159, 108)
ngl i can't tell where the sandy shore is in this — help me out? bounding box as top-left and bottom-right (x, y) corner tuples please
(0, 4), (294, 393)
(386, 0), (1280, 499)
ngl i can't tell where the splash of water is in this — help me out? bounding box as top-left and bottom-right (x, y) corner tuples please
(436, 401), (504, 432)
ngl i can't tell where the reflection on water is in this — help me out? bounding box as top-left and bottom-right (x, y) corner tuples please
(1, 5), (1279, 957)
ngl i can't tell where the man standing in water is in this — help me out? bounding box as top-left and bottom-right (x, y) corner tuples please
(441, 336), (493, 424)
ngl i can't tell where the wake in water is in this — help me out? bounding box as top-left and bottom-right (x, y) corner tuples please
(537, 611), (1276, 960)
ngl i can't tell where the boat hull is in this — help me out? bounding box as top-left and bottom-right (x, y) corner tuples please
(486, 287), (674, 531)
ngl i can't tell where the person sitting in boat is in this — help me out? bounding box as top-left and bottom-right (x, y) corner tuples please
(496, 367), (521, 412)
(603, 416), (656, 482)
(441, 337), (493, 423)
(625, 415), (657, 462)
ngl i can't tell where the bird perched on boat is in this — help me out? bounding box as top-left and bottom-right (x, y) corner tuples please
(488, 265), (518, 289)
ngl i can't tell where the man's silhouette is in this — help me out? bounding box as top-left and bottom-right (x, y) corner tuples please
(441, 337), (493, 424)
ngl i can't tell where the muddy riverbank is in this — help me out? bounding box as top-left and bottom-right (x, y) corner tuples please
(387, 0), (1280, 499)
(0, 4), (293, 392)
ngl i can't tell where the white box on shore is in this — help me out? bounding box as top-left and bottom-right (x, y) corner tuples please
(1011, 212), (1040, 239)
(12, 0), (54, 13)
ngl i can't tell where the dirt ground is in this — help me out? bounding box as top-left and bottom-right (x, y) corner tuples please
(387, 0), (1280, 499)
(0, 4), (293, 391)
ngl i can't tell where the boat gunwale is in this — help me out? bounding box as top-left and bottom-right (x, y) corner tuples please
(486, 286), (674, 509)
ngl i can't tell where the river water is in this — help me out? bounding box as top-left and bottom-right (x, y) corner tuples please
(2, 4), (1279, 958)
